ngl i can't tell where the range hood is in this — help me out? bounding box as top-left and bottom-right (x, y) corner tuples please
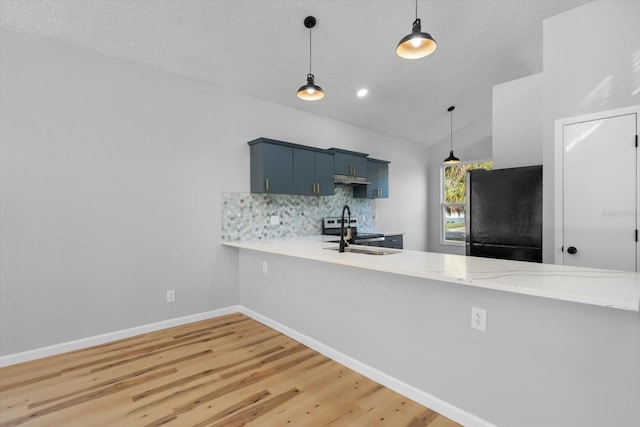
(334, 174), (371, 185)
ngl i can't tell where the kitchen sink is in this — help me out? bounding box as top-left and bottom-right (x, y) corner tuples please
(324, 246), (400, 256)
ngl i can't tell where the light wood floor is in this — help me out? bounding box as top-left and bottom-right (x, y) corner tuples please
(0, 313), (461, 427)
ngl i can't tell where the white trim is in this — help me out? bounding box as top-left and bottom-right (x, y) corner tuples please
(239, 306), (496, 427)
(554, 105), (640, 266)
(1, 305), (493, 426)
(0, 306), (241, 367)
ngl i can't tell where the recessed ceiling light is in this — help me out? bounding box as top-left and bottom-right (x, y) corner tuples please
(357, 88), (368, 98)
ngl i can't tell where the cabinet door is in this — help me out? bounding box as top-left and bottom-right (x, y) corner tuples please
(376, 161), (389, 198)
(293, 148), (316, 196)
(351, 154), (368, 177)
(354, 159), (389, 199)
(333, 152), (353, 176)
(250, 142), (293, 194)
(293, 149), (335, 196)
(334, 152), (368, 176)
(314, 151), (335, 196)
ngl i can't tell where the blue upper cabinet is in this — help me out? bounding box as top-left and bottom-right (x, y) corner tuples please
(248, 138), (293, 194)
(329, 148), (369, 178)
(249, 138), (389, 198)
(354, 158), (390, 199)
(249, 138), (334, 196)
(293, 147), (334, 196)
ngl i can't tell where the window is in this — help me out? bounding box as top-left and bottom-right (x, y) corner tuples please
(441, 161), (493, 245)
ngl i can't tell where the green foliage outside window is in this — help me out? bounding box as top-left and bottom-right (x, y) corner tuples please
(444, 161), (493, 206)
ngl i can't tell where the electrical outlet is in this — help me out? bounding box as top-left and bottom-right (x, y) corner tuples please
(471, 307), (487, 332)
(262, 261), (268, 274)
(166, 289), (176, 303)
(270, 215), (280, 225)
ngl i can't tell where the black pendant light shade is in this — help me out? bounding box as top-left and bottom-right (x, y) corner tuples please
(396, 1), (437, 59)
(297, 16), (325, 101)
(297, 74), (324, 101)
(443, 106), (460, 164)
(443, 149), (460, 164)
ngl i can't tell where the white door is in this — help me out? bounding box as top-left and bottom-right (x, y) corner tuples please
(562, 112), (638, 271)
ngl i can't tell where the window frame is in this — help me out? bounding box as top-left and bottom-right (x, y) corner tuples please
(440, 159), (493, 246)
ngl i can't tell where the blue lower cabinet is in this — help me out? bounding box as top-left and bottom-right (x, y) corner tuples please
(382, 234), (403, 249)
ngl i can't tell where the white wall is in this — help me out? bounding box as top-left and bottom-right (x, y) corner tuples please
(0, 29), (428, 356)
(238, 249), (640, 427)
(427, 118), (492, 254)
(542, 0), (640, 263)
(492, 73), (543, 169)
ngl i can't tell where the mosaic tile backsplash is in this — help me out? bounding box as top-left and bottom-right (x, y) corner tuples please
(221, 186), (375, 241)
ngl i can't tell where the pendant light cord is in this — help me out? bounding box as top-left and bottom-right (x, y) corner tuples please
(309, 26), (312, 74)
(415, 0), (418, 20)
(450, 108), (453, 151)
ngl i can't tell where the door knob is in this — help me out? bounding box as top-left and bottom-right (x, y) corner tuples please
(567, 246), (577, 255)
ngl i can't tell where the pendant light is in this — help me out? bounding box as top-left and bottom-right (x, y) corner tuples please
(443, 106), (460, 164)
(396, 0), (437, 59)
(297, 16), (324, 101)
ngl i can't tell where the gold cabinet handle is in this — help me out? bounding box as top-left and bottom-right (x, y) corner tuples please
(317, 183), (320, 193)
(265, 178), (269, 191)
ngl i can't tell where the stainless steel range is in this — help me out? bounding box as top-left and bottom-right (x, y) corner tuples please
(322, 217), (385, 246)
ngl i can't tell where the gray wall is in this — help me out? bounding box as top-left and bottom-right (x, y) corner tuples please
(238, 249), (640, 427)
(492, 73), (543, 169)
(0, 29), (428, 356)
(541, 0), (640, 263)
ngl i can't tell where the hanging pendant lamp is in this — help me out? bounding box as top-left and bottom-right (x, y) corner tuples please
(443, 106), (460, 164)
(396, 0), (437, 59)
(297, 16), (324, 101)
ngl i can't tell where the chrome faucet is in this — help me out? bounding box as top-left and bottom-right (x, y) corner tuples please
(339, 204), (352, 253)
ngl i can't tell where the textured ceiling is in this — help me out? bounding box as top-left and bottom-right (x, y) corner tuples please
(0, 0), (591, 146)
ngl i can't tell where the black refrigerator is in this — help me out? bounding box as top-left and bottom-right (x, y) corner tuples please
(466, 165), (543, 263)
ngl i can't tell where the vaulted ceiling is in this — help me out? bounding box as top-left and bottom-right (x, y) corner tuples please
(0, 0), (591, 146)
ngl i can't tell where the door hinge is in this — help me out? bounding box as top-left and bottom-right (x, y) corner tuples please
(636, 229), (638, 242)
(636, 134), (638, 147)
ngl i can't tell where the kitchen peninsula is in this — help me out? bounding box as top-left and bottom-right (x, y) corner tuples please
(223, 236), (640, 427)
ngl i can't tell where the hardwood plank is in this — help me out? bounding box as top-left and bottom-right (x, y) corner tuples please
(0, 313), (462, 427)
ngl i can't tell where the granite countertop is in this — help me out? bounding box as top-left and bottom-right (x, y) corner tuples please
(222, 236), (640, 311)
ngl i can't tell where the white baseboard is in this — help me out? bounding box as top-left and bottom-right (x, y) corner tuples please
(1, 305), (493, 427)
(0, 305), (241, 367)
(239, 306), (496, 427)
